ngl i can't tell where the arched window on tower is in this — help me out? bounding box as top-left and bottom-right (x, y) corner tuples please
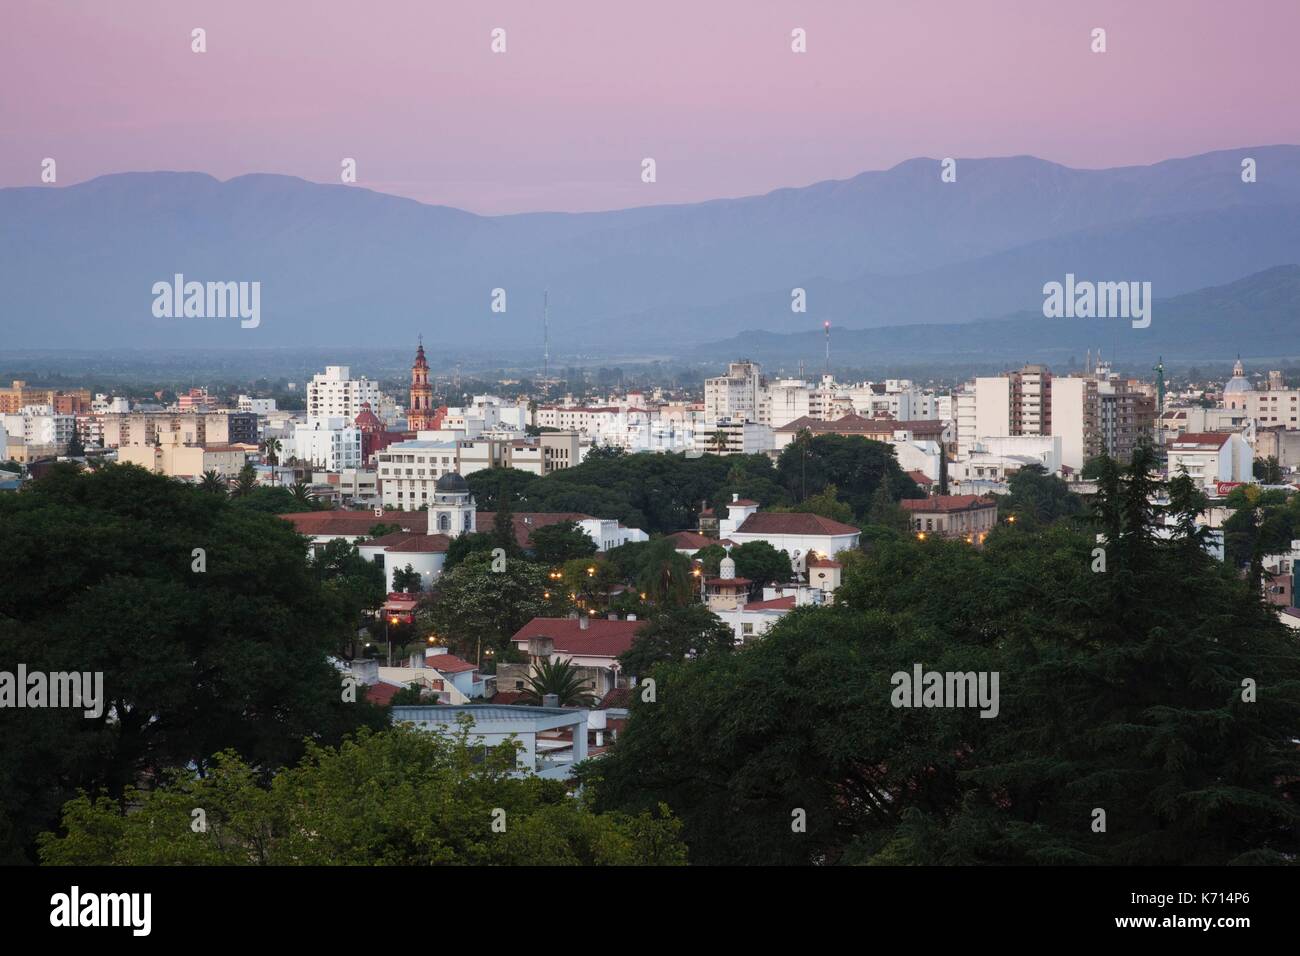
(463, 512), (472, 531)
(438, 513), (450, 532)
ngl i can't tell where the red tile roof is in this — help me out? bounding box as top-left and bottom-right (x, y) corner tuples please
(362, 682), (403, 706)
(511, 617), (642, 659)
(597, 687), (634, 709)
(424, 651), (477, 675)
(282, 510), (427, 536)
(733, 512), (861, 536)
(907, 470), (935, 486)
(666, 530), (717, 550)
(367, 532), (451, 553)
(490, 690), (528, 705)
(745, 595), (796, 611)
(901, 495), (996, 514)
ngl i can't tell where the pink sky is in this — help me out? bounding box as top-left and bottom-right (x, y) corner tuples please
(2, 0), (1297, 213)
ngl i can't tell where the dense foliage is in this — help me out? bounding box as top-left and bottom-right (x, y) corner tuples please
(39, 724), (686, 865)
(0, 464), (387, 864)
(583, 450), (1300, 864)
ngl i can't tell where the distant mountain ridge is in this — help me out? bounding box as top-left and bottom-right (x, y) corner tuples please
(694, 265), (1300, 369)
(2, 146), (1299, 350)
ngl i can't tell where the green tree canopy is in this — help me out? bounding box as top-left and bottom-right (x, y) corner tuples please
(730, 540), (793, 591)
(530, 520), (598, 564)
(0, 463), (387, 864)
(38, 724), (685, 865)
(618, 604), (735, 678)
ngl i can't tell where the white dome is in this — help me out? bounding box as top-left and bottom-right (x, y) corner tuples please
(719, 556), (736, 579)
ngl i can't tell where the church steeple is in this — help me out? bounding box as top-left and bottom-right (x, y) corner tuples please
(408, 338), (433, 430)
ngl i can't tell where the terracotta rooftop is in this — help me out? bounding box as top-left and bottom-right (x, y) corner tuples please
(282, 510), (426, 536)
(901, 495), (996, 513)
(424, 651), (477, 675)
(362, 682), (403, 706)
(745, 595), (797, 611)
(666, 530), (718, 550)
(733, 512), (861, 536)
(597, 687), (634, 709)
(511, 617), (642, 659)
(367, 532), (451, 554)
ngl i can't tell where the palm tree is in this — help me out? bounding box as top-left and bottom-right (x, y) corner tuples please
(710, 429), (729, 455)
(230, 463), (257, 498)
(260, 437), (282, 466)
(519, 657), (597, 707)
(198, 470), (227, 494)
(289, 480), (314, 507)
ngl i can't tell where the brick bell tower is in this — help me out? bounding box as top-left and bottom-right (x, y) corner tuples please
(408, 337), (433, 431)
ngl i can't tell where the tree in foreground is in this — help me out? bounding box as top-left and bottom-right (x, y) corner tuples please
(582, 451), (1300, 865)
(0, 463), (387, 864)
(38, 724), (685, 866)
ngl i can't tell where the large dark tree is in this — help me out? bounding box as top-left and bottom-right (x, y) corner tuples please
(775, 434), (921, 521)
(0, 463), (387, 864)
(529, 520), (598, 564)
(619, 604), (735, 678)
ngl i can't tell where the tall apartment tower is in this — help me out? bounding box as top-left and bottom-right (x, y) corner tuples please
(408, 340), (434, 431)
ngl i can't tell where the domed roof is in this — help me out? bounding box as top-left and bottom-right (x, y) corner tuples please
(435, 472), (469, 493)
(1224, 357), (1251, 393)
(354, 402), (382, 430)
(719, 556), (736, 579)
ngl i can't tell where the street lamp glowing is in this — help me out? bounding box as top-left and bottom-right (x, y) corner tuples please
(916, 532), (926, 541)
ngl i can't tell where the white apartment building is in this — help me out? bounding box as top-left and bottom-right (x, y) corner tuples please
(705, 362), (764, 424)
(288, 416), (363, 471)
(959, 368), (1096, 471)
(1, 405), (76, 458)
(1166, 432), (1254, 493)
(238, 395), (278, 414)
(1050, 377), (1094, 472)
(693, 418), (774, 456)
(306, 366), (383, 423)
(91, 394), (130, 414)
(376, 439), (458, 509)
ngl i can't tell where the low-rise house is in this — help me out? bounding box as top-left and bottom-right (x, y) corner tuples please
(726, 511), (861, 574)
(901, 494), (999, 542)
(508, 615), (641, 695)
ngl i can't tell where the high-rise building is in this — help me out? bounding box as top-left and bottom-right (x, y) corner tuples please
(306, 366), (382, 424)
(704, 361), (764, 424)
